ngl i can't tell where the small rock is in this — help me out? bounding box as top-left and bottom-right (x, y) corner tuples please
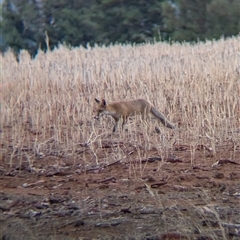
(22, 183), (29, 188)
(74, 219), (84, 227)
(214, 173), (224, 179)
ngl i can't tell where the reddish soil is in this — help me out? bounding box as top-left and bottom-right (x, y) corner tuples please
(1, 142), (240, 240)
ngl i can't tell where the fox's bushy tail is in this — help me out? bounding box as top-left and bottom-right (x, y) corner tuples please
(151, 107), (175, 129)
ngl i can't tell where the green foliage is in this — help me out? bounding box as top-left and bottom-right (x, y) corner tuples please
(206, 0), (240, 39)
(161, 0), (240, 42)
(93, 0), (164, 44)
(2, 0), (46, 56)
(1, 0), (24, 53)
(44, 0), (101, 48)
(1, 0), (240, 56)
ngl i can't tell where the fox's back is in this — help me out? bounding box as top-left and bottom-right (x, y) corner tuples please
(109, 99), (150, 116)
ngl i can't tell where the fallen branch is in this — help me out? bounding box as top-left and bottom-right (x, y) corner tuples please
(212, 159), (240, 167)
(98, 176), (116, 184)
(221, 222), (240, 228)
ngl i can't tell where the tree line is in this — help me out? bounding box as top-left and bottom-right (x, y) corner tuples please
(1, 0), (239, 56)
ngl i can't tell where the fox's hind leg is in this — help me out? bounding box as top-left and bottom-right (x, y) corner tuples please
(141, 107), (147, 122)
(142, 106), (151, 124)
(142, 107), (152, 133)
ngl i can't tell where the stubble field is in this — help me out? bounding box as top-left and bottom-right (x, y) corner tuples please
(1, 36), (240, 240)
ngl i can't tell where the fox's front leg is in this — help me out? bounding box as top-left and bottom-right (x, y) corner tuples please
(122, 116), (127, 130)
(113, 118), (119, 132)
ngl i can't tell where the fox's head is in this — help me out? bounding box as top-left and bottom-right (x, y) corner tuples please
(94, 98), (107, 120)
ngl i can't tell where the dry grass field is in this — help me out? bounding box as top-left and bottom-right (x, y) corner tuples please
(1, 36), (240, 240)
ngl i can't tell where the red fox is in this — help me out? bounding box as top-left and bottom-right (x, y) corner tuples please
(94, 98), (175, 132)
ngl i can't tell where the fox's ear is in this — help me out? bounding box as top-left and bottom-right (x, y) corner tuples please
(95, 98), (100, 104)
(102, 99), (106, 106)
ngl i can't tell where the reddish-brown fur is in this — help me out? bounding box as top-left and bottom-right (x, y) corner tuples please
(94, 98), (175, 132)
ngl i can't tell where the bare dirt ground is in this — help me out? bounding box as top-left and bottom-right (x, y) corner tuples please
(1, 136), (240, 240)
